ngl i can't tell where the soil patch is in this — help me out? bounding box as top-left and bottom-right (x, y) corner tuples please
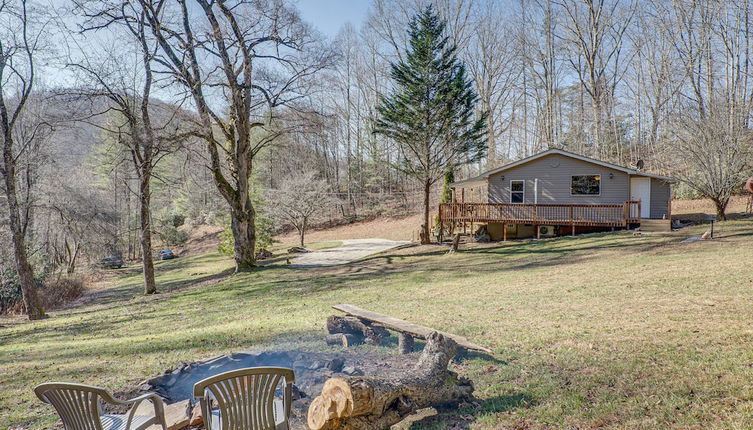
(277, 215), (422, 244)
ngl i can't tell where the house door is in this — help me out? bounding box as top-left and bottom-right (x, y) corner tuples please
(630, 177), (651, 218)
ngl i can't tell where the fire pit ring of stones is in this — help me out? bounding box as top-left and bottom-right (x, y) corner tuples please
(135, 349), (418, 429)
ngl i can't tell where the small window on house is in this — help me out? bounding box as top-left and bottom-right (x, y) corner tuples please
(510, 180), (525, 203)
(571, 175), (601, 195)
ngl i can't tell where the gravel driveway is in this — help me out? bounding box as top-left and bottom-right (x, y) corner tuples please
(291, 239), (409, 268)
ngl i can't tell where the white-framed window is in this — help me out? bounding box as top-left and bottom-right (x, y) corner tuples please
(510, 180), (525, 203)
(571, 175), (601, 195)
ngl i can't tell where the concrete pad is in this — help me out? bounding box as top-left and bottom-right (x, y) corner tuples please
(291, 239), (409, 268)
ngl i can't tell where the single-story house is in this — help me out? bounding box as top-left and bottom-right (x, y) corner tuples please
(439, 148), (676, 239)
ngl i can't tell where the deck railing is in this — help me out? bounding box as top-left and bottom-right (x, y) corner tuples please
(439, 201), (641, 227)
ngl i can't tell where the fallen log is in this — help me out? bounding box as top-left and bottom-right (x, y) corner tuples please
(325, 333), (363, 348)
(332, 304), (492, 353)
(326, 315), (389, 346)
(307, 332), (474, 430)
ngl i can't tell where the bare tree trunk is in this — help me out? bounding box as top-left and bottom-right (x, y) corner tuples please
(299, 223), (305, 247)
(230, 204), (256, 271)
(67, 241), (79, 275)
(421, 180), (431, 244)
(2, 146), (43, 319)
(139, 171), (156, 295)
(714, 198), (729, 221)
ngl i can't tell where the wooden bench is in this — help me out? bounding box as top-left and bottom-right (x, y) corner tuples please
(331, 304), (492, 354)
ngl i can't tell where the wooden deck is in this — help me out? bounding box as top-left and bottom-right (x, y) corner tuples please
(439, 201), (642, 228)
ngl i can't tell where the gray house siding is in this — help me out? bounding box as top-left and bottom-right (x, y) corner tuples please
(649, 178), (671, 219)
(487, 154), (630, 205)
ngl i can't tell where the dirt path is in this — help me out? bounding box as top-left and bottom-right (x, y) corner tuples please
(291, 239), (409, 268)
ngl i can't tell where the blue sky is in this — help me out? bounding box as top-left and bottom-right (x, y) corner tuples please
(295, 0), (371, 38)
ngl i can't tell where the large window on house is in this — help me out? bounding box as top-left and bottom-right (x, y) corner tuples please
(571, 175), (601, 195)
(510, 180), (525, 203)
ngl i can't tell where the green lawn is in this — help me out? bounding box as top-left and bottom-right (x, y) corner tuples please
(3, 222), (753, 429)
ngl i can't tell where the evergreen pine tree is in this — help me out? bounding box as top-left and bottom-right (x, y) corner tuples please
(375, 5), (486, 244)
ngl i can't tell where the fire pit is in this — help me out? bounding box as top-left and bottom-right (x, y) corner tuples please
(136, 349), (417, 429)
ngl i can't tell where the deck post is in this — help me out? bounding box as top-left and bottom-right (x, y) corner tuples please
(638, 201), (641, 225)
(535, 224), (540, 240)
(570, 206), (574, 236)
(437, 203), (444, 244)
(503, 223), (507, 241)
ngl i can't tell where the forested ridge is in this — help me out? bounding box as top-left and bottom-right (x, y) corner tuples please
(2, 0), (752, 318)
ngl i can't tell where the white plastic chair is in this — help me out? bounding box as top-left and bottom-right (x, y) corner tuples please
(193, 367), (295, 430)
(34, 382), (167, 430)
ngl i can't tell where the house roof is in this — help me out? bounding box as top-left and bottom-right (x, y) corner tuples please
(451, 148), (677, 187)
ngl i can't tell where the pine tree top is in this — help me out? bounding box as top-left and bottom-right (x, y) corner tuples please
(375, 5), (487, 181)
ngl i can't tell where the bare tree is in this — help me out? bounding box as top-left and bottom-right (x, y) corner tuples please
(464, 2), (519, 166)
(625, 4), (685, 162)
(68, 1), (186, 294)
(0, 0), (46, 319)
(557, 0), (636, 157)
(668, 103), (753, 219)
(47, 184), (118, 274)
(270, 171), (339, 247)
(137, 0), (333, 272)
(521, 0), (561, 151)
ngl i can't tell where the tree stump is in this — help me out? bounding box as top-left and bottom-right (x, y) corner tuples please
(307, 332), (474, 430)
(327, 315), (390, 346)
(397, 333), (414, 354)
(450, 233), (461, 253)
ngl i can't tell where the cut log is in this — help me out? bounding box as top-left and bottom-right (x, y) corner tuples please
(325, 333), (363, 348)
(326, 315), (389, 346)
(332, 304), (492, 353)
(307, 332), (474, 430)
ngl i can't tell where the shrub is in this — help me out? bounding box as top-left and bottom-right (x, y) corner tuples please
(0, 269), (23, 315)
(0, 269), (84, 315)
(42, 277), (85, 310)
(168, 213), (186, 228)
(158, 225), (189, 247)
(217, 227), (234, 256)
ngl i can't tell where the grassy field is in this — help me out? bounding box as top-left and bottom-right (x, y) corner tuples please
(3, 220), (753, 429)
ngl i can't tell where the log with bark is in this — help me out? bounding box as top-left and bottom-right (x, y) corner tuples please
(326, 333), (363, 348)
(307, 331), (474, 429)
(327, 315), (390, 346)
